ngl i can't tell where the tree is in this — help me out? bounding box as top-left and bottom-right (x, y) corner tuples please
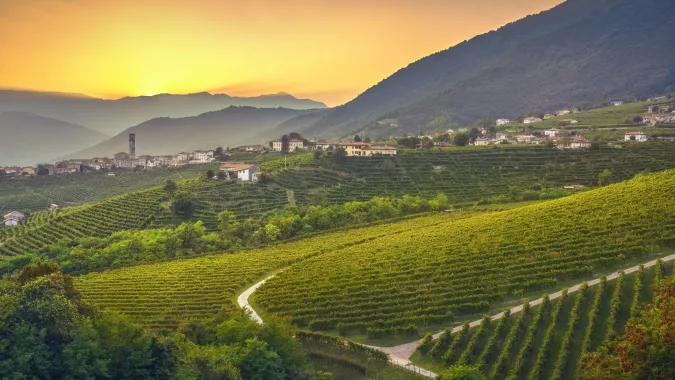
(36, 165), (50, 176)
(579, 276), (675, 380)
(598, 169), (613, 187)
(215, 147), (223, 158)
(633, 116), (644, 123)
(364, 137), (372, 143)
(453, 132), (470, 146)
(313, 150), (322, 160)
(281, 135), (290, 153)
(217, 171), (227, 180)
(218, 210), (240, 235)
(164, 180), (178, 198)
(469, 127), (481, 143)
(206, 170), (215, 180)
(353, 135), (362, 143)
(441, 365), (487, 380)
(334, 148), (347, 164)
(171, 192), (197, 218)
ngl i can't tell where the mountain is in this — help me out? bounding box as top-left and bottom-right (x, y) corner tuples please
(70, 107), (314, 158)
(0, 111), (108, 166)
(248, 109), (332, 144)
(306, 0), (675, 138)
(0, 90), (327, 135)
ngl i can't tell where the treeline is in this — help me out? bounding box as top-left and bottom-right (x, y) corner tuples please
(0, 193), (450, 275)
(0, 262), (330, 380)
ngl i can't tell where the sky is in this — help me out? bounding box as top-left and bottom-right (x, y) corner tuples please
(0, 0), (563, 106)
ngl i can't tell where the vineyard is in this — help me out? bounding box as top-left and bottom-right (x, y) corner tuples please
(0, 164), (216, 214)
(73, 211), (488, 330)
(0, 188), (165, 257)
(413, 260), (673, 379)
(253, 170), (675, 336)
(266, 143), (675, 206)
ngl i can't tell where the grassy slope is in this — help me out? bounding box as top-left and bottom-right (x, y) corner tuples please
(254, 170), (675, 334)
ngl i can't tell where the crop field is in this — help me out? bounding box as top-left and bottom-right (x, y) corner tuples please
(0, 164), (216, 214)
(414, 261), (672, 380)
(0, 188), (165, 257)
(268, 143), (675, 207)
(74, 211), (482, 330)
(254, 170), (675, 335)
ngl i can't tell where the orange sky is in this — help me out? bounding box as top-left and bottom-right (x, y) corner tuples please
(0, 0), (563, 106)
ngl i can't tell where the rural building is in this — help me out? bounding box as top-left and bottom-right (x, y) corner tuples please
(544, 129), (565, 138)
(314, 140), (334, 151)
(47, 204), (59, 211)
(611, 101), (624, 106)
(219, 163), (261, 181)
(544, 114), (554, 119)
(496, 119), (511, 126)
(523, 117), (543, 124)
(336, 142), (371, 156)
(474, 138), (491, 146)
(289, 139), (305, 151)
(515, 135), (540, 144)
(271, 140), (282, 152)
(555, 109), (572, 116)
(193, 150), (214, 162)
(362, 146), (398, 156)
(568, 137), (592, 149)
(624, 132), (649, 142)
(21, 167), (36, 176)
(3, 211), (26, 227)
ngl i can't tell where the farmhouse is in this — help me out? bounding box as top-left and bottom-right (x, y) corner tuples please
(219, 162), (261, 181)
(624, 132), (649, 142)
(336, 142), (371, 156)
(473, 138), (491, 146)
(559, 136), (592, 149)
(555, 109), (572, 116)
(611, 101), (624, 106)
(193, 150), (214, 162)
(3, 211), (26, 227)
(314, 140), (334, 151)
(523, 117), (543, 124)
(515, 135), (540, 144)
(21, 167), (36, 176)
(496, 119), (511, 126)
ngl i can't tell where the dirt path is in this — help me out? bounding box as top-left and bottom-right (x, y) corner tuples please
(237, 253), (675, 378)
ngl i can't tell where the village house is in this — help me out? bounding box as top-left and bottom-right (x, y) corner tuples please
(336, 142), (372, 156)
(113, 152), (138, 168)
(362, 146), (398, 156)
(515, 135), (540, 144)
(3, 211), (26, 227)
(544, 114), (554, 119)
(643, 114), (675, 126)
(21, 167), (36, 176)
(523, 117), (543, 124)
(496, 119), (511, 126)
(544, 128), (565, 138)
(555, 109), (572, 116)
(314, 140), (334, 151)
(219, 162), (261, 181)
(232, 145), (266, 153)
(193, 150), (215, 162)
(271, 140), (282, 152)
(624, 132), (649, 142)
(559, 136), (592, 149)
(289, 139), (305, 151)
(474, 138), (491, 146)
(611, 101), (624, 106)
(47, 204), (59, 212)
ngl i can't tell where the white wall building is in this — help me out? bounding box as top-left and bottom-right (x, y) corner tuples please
(496, 119), (511, 126)
(220, 163), (261, 181)
(3, 211), (26, 227)
(193, 150), (214, 162)
(523, 117), (543, 124)
(624, 132), (649, 142)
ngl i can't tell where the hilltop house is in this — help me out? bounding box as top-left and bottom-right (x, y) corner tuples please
(523, 117), (543, 124)
(193, 150), (214, 162)
(363, 146), (397, 156)
(568, 136), (592, 149)
(3, 211), (26, 227)
(611, 101), (624, 106)
(544, 114), (555, 119)
(271, 139), (305, 152)
(496, 119), (511, 126)
(219, 162), (261, 181)
(21, 167), (36, 176)
(515, 135), (540, 144)
(624, 132), (649, 142)
(555, 109), (572, 116)
(314, 140), (334, 151)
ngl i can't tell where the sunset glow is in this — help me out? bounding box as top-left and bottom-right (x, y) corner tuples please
(0, 0), (563, 106)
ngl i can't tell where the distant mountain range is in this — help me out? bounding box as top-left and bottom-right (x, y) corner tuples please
(0, 90), (327, 135)
(304, 0), (675, 139)
(68, 107), (315, 159)
(0, 111), (108, 166)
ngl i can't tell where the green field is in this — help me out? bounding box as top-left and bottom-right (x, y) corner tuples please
(253, 170), (675, 336)
(0, 164), (217, 214)
(413, 261), (672, 380)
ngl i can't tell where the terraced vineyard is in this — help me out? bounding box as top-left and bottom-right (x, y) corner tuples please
(0, 188), (165, 257)
(254, 170), (675, 335)
(0, 164), (216, 214)
(268, 143), (675, 206)
(73, 211), (491, 330)
(151, 179), (289, 230)
(414, 261), (672, 380)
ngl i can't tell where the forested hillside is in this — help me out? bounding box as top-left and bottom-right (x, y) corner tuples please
(306, 0), (675, 139)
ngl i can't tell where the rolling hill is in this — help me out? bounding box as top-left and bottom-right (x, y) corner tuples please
(0, 89), (327, 135)
(0, 111), (108, 166)
(305, 0), (675, 139)
(69, 106), (315, 158)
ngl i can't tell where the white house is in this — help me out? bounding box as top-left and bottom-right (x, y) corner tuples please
(624, 132), (649, 142)
(362, 146), (398, 156)
(544, 114), (555, 119)
(555, 109), (572, 116)
(193, 150), (214, 162)
(515, 135), (540, 144)
(523, 117), (543, 124)
(289, 139), (305, 151)
(3, 211), (26, 227)
(271, 140), (283, 152)
(496, 119), (511, 126)
(473, 138), (491, 146)
(544, 129), (565, 138)
(611, 101), (624, 106)
(568, 136), (592, 149)
(220, 163), (261, 181)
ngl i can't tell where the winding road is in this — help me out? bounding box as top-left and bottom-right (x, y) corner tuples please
(237, 253), (675, 379)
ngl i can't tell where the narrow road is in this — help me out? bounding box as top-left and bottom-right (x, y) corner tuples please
(237, 253), (675, 379)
